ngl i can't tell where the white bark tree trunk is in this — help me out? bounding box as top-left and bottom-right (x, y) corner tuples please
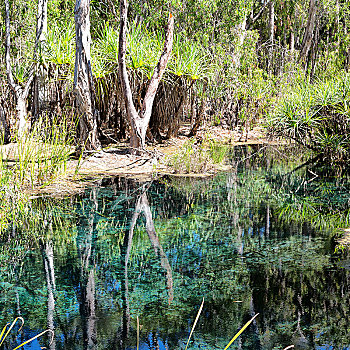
(290, 28), (295, 53)
(232, 16), (247, 69)
(5, 0), (33, 139)
(74, 0), (101, 150)
(17, 96), (29, 137)
(118, 0), (174, 154)
(33, 0), (48, 119)
(268, 0), (275, 73)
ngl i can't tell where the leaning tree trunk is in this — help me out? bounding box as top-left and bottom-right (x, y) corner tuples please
(299, 0), (317, 65)
(118, 0), (174, 154)
(74, 0), (101, 150)
(5, 0), (33, 139)
(33, 0), (48, 120)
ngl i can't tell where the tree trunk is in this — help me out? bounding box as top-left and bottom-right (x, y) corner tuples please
(118, 0), (174, 154)
(17, 96), (30, 139)
(33, 0), (48, 120)
(299, 0), (317, 64)
(232, 15), (247, 69)
(74, 0), (101, 150)
(310, 17), (320, 79)
(290, 28), (295, 53)
(5, 0), (33, 139)
(188, 81), (207, 137)
(268, 1), (275, 74)
(0, 105), (10, 144)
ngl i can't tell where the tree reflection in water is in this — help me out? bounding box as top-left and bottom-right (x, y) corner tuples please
(116, 186), (174, 349)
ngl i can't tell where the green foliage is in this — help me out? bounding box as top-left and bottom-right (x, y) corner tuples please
(0, 115), (76, 191)
(268, 72), (350, 161)
(166, 137), (228, 174)
(93, 21), (213, 82)
(46, 22), (75, 67)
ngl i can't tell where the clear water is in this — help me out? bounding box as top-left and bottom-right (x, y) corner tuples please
(1, 145), (350, 350)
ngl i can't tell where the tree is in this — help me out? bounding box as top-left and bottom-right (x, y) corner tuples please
(4, 0), (34, 139)
(73, 0), (101, 150)
(118, 0), (174, 154)
(268, 0), (275, 73)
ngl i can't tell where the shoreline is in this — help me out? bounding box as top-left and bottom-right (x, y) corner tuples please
(3, 125), (286, 197)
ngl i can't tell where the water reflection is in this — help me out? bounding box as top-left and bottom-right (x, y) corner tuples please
(1, 146), (350, 349)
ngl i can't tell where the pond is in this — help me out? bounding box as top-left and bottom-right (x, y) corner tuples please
(1, 145), (350, 350)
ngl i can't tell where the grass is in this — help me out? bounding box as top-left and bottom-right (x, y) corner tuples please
(0, 115), (77, 234)
(1, 115), (75, 189)
(166, 136), (228, 174)
(2, 308), (257, 350)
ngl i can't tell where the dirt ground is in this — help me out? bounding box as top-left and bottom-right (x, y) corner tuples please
(75, 124), (273, 176)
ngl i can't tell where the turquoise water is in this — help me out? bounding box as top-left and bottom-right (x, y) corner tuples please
(1, 145), (350, 349)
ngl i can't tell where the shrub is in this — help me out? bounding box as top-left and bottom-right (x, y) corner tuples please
(267, 72), (350, 162)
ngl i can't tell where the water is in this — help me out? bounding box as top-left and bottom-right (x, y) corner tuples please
(1, 145), (350, 350)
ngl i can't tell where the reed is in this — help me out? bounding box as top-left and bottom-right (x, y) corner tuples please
(183, 299), (259, 350)
(0, 317), (54, 350)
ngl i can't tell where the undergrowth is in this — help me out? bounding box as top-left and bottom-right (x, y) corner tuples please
(267, 72), (350, 162)
(0, 115), (77, 233)
(166, 135), (228, 174)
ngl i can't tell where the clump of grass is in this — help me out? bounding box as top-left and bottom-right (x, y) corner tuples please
(207, 138), (228, 164)
(166, 136), (228, 174)
(2, 115), (76, 189)
(0, 115), (77, 233)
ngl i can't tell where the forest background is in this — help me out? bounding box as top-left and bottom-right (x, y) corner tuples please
(0, 0), (350, 172)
